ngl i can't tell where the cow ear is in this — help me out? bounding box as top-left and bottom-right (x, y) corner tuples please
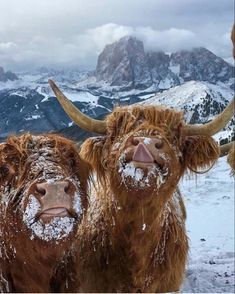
(0, 143), (19, 185)
(80, 136), (106, 175)
(183, 136), (220, 172)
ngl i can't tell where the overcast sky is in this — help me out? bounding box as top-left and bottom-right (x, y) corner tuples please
(0, 0), (234, 71)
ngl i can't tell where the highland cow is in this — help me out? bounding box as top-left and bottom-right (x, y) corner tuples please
(0, 134), (90, 293)
(49, 78), (234, 292)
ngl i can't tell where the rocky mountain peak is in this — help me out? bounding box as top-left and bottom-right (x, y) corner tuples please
(96, 35), (151, 88)
(95, 37), (234, 91)
(170, 47), (233, 83)
(0, 66), (18, 82)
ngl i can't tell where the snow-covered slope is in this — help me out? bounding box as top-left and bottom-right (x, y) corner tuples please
(142, 81), (233, 111)
(181, 156), (234, 292)
(0, 65), (233, 145)
(141, 81), (234, 143)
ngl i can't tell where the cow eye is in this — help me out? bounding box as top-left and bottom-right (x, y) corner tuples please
(0, 164), (10, 176)
(155, 139), (163, 149)
(69, 158), (76, 168)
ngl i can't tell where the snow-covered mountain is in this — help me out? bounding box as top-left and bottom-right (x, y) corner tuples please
(142, 81), (234, 143)
(0, 74), (233, 143)
(84, 36), (234, 91)
(96, 36), (152, 89)
(0, 35), (234, 140)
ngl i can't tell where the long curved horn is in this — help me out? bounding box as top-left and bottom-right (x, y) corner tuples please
(182, 96), (234, 136)
(48, 80), (107, 134)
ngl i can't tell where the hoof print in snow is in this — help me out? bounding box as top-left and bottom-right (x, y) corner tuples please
(222, 195), (230, 199)
(209, 260), (216, 265)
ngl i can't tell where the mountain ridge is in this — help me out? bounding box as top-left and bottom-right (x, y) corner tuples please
(0, 35), (234, 141)
(91, 36), (234, 91)
(0, 66), (18, 82)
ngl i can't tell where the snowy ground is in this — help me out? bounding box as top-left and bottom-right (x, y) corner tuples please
(180, 156), (234, 293)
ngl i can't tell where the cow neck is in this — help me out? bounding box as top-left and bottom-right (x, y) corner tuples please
(108, 185), (177, 288)
(10, 254), (56, 292)
(110, 186), (184, 292)
(110, 183), (173, 233)
(5, 223), (73, 292)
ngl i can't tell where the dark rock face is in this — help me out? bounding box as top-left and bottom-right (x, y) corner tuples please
(95, 37), (234, 90)
(0, 66), (18, 82)
(96, 36), (152, 88)
(147, 51), (180, 87)
(170, 47), (233, 84)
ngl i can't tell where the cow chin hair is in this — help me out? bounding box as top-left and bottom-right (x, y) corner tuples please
(107, 170), (176, 214)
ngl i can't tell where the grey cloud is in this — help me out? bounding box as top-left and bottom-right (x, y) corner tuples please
(0, 0), (233, 70)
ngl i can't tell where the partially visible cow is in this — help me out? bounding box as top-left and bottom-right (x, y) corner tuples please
(219, 24), (235, 173)
(220, 142), (235, 174)
(0, 134), (90, 293)
(231, 23), (235, 58)
(228, 146), (235, 174)
(227, 24), (235, 173)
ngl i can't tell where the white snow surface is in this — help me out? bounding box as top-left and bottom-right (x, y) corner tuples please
(180, 156), (234, 292)
(60, 89), (98, 105)
(142, 81), (233, 110)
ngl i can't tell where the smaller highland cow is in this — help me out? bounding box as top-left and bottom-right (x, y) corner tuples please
(0, 134), (90, 293)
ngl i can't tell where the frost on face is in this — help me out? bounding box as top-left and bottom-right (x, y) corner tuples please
(118, 152), (168, 189)
(23, 195), (76, 242)
(73, 192), (82, 215)
(143, 138), (151, 145)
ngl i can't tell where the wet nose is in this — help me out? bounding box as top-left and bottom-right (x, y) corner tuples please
(131, 137), (165, 165)
(34, 181), (75, 210)
(36, 181), (70, 196)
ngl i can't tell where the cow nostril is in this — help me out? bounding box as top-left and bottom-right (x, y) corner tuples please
(132, 138), (139, 146)
(155, 139), (163, 149)
(64, 182), (70, 193)
(36, 185), (46, 196)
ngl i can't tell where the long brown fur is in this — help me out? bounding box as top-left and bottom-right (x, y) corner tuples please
(78, 105), (220, 292)
(227, 146), (235, 175)
(0, 134), (91, 293)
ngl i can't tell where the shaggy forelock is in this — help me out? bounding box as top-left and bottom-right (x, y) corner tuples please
(106, 105), (184, 140)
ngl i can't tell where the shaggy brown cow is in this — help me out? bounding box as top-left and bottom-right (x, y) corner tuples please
(0, 134), (90, 293)
(49, 78), (234, 292)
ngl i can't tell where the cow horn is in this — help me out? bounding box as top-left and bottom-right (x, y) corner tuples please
(182, 96), (234, 136)
(48, 80), (107, 134)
